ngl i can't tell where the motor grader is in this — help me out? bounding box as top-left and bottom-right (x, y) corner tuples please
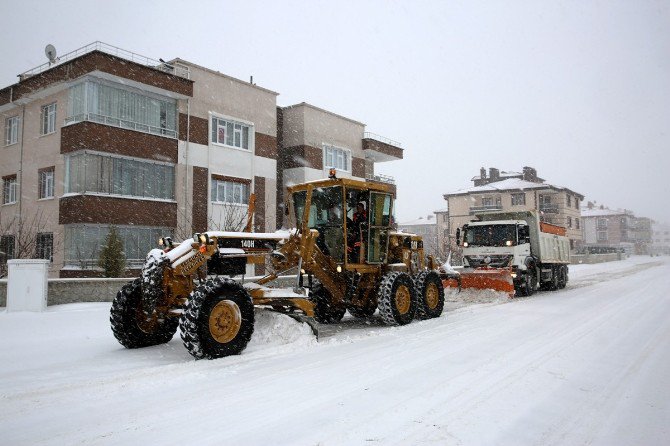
(110, 172), (445, 359)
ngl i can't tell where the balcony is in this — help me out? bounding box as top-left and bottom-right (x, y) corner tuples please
(469, 205), (503, 214)
(362, 132), (403, 162)
(366, 173), (396, 185)
(539, 204), (559, 214)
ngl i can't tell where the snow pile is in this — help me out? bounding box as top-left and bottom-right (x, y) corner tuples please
(445, 286), (512, 308)
(246, 309), (317, 352)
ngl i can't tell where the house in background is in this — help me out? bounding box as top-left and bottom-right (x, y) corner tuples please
(0, 42), (403, 277)
(580, 202), (652, 254)
(443, 166), (584, 253)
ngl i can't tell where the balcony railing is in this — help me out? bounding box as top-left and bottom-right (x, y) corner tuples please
(363, 132), (403, 148)
(539, 204), (559, 214)
(366, 173), (396, 185)
(19, 41), (190, 81)
(470, 205), (503, 214)
(64, 113), (177, 139)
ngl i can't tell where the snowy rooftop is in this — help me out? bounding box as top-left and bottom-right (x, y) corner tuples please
(581, 207), (633, 217)
(398, 215), (437, 226)
(469, 170), (522, 181)
(446, 178), (583, 198)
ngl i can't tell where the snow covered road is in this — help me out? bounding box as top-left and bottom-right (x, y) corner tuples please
(1, 257), (669, 445)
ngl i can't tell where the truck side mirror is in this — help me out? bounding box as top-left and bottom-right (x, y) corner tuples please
(455, 228), (461, 245)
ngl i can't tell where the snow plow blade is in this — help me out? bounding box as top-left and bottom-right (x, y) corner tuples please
(459, 267), (515, 297)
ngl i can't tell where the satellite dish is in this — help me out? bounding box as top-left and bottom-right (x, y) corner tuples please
(45, 44), (58, 64)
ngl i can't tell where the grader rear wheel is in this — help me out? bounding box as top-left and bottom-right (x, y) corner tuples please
(414, 271), (445, 320)
(110, 278), (179, 349)
(377, 272), (417, 326)
(180, 278), (254, 359)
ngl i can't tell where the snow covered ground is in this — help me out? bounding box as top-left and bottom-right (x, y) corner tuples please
(1, 256), (669, 445)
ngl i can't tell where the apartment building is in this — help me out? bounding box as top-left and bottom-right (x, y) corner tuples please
(581, 203), (652, 254)
(443, 167), (584, 251)
(0, 42), (402, 277)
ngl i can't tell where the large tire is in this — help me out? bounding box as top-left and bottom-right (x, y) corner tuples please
(110, 278), (179, 349)
(180, 278), (254, 359)
(517, 267), (536, 297)
(557, 265), (568, 289)
(377, 272), (417, 326)
(312, 284), (346, 323)
(546, 266), (560, 291)
(141, 252), (168, 314)
(414, 271), (445, 320)
(347, 301), (377, 319)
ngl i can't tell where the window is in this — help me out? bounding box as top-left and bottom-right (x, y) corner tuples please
(2, 175), (17, 204)
(567, 195), (572, 207)
(39, 168), (55, 199)
(64, 224), (171, 269)
(65, 152), (174, 200)
(36, 233), (53, 262)
(323, 145), (351, 172)
(597, 218), (608, 230)
(575, 198), (579, 209)
(597, 231), (608, 242)
(66, 81), (177, 138)
(211, 116), (250, 149)
(211, 178), (250, 205)
(482, 197), (493, 207)
(511, 193), (526, 206)
(40, 103), (57, 135)
(567, 216), (572, 228)
(4, 116), (19, 146)
(576, 218), (580, 230)
(0, 235), (15, 263)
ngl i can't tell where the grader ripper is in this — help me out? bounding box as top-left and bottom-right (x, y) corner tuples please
(111, 173), (445, 359)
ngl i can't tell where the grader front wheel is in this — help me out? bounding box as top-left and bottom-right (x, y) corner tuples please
(110, 278), (179, 349)
(180, 278), (255, 359)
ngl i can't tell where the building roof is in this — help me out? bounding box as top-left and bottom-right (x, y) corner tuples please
(171, 58), (279, 96)
(281, 102), (365, 126)
(445, 178), (584, 199)
(398, 215), (437, 226)
(580, 207), (633, 218)
(469, 170), (522, 181)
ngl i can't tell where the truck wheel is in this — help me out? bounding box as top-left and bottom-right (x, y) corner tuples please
(517, 269), (536, 297)
(378, 272), (417, 326)
(110, 278), (179, 349)
(547, 267), (560, 291)
(414, 271), (444, 320)
(557, 266), (568, 289)
(180, 278), (254, 359)
(312, 284), (346, 323)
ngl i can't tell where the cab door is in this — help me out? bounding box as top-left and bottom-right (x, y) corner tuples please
(367, 192), (393, 263)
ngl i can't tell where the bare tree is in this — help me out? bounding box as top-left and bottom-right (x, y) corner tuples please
(0, 209), (61, 277)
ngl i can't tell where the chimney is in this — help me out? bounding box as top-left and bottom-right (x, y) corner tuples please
(480, 167), (486, 179)
(523, 166), (537, 182)
(489, 167), (499, 181)
(587, 201), (594, 209)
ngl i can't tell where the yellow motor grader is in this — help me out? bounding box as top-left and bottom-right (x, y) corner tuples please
(110, 172), (445, 359)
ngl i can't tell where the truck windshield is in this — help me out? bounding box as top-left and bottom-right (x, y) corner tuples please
(464, 225), (517, 247)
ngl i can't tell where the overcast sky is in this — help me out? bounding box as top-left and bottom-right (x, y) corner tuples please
(2, 0), (669, 223)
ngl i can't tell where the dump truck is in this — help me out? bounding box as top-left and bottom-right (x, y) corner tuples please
(111, 172), (445, 359)
(456, 210), (570, 296)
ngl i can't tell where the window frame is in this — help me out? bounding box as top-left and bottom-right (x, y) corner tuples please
(40, 103), (57, 135)
(4, 115), (19, 146)
(210, 114), (253, 151)
(39, 168), (55, 199)
(323, 144), (352, 173)
(2, 175), (18, 205)
(36, 232), (54, 262)
(0, 234), (15, 263)
(511, 192), (526, 206)
(210, 176), (251, 205)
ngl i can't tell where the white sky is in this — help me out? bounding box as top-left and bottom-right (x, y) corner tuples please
(1, 0), (668, 223)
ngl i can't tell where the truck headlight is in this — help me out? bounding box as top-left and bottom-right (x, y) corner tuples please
(463, 242), (469, 247)
(506, 240), (513, 246)
(336, 265), (342, 273)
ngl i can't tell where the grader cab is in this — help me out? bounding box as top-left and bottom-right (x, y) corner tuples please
(110, 174), (445, 360)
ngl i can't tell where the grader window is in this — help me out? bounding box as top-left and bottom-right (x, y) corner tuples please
(367, 192), (393, 263)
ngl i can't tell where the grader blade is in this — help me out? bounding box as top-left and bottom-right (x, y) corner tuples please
(459, 267), (515, 297)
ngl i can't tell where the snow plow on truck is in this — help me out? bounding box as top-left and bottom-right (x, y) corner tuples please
(110, 172), (445, 359)
(454, 210), (570, 297)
